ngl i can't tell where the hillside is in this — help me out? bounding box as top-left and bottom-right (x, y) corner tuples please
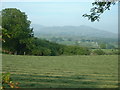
(31, 24), (118, 48)
(32, 24), (117, 39)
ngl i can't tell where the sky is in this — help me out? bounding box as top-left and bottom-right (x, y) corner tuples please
(1, 0), (118, 33)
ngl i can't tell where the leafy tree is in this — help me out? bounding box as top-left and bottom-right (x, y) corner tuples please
(83, 1), (119, 22)
(2, 8), (34, 54)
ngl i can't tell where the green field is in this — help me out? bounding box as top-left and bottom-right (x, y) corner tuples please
(2, 54), (118, 88)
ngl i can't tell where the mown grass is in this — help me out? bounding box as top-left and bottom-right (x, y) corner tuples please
(2, 54), (118, 88)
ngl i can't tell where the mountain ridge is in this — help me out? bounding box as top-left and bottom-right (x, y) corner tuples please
(31, 24), (117, 39)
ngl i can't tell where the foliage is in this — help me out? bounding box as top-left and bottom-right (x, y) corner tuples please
(23, 37), (64, 56)
(2, 73), (19, 89)
(1, 28), (11, 42)
(99, 43), (106, 49)
(118, 50), (120, 55)
(63, 45), (91, 55)
(2, 8), (33, 54)
(83, 1), (117, 22)
(93, 49), (105, 55)
(31, 47), (51, 56)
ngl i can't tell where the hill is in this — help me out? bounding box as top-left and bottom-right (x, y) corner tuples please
(31, 24), (118, 48)
(32, 24), (117, 39)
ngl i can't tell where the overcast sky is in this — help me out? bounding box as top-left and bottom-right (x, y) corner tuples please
(1, 0), (118, 33)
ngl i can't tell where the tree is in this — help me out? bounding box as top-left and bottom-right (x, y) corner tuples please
(2, 8), (34, 54)
(83, 1), (119, 22)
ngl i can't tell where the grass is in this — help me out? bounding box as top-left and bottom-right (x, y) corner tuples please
(2, 54), (118, 88)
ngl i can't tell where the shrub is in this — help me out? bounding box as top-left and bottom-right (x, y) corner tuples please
(93, 49), (105, 55)
(63, 46), (91, 55)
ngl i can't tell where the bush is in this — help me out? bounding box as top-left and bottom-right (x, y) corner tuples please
(93, 49), (105, 55)
(31, 47), (51, 56)
(63, 46), (91, 55)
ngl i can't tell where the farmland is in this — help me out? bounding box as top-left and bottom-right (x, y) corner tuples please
(2, 54), (118, 88)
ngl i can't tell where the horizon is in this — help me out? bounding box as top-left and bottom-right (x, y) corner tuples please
(31, 24), (118, 34)
(1, 1), (118, 34)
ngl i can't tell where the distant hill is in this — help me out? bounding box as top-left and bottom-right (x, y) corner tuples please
(31, 24), (117, 39)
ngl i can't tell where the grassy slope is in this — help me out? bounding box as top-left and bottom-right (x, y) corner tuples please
(2, 54), (118, 88)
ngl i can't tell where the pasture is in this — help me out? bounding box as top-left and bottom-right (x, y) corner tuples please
(2, 54), (118, 88)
